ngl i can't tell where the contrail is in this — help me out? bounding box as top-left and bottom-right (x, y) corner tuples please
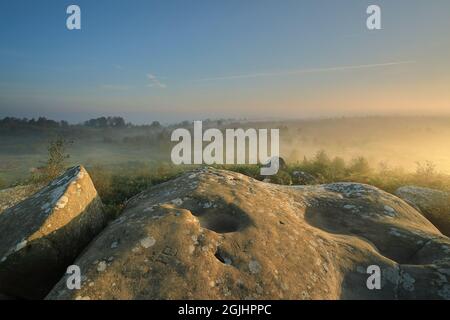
(196, 61), (416, 82)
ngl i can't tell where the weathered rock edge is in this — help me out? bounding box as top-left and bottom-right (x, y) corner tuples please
(0, 166), (108, 299)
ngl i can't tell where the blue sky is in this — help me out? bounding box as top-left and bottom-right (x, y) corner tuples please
(0, 0), (449, 123)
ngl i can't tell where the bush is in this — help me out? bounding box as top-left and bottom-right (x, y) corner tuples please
(32, 136), (72, 184)
(311, 150), (332, 177)
(415, 161), (436, 180)
(348, 157), (372, 177)
(329, 157), (347, 180)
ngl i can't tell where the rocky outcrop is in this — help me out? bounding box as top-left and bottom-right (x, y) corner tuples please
(0, 185), (39, 214)
(0, 166), (108, 299)
(292, 171), (317, 185)
(47, 168), (450, 300)
(396, 186), (450, 237)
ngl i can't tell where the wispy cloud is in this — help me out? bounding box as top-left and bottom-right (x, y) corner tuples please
(196, 61), (416, 82)
(147, 73), (167, 88)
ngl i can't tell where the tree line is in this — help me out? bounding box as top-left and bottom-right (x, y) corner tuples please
(0, 116), (163, 129)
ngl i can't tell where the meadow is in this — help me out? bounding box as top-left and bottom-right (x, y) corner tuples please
(1, 115), (450, 216)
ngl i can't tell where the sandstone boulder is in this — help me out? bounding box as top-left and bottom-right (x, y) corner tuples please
(47, 168), (450, 300)
(292, 171), (317, 185)
(396, 186), (450, 237)
(0, 166), (108, 299)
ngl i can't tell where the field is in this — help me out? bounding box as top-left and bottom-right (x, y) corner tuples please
(1, 116), (450, 214)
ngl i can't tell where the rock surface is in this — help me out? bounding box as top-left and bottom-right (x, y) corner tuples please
(47, 168), (450, 300)
(0, 185), (39, 214)
(396, 186), (450, 237)
(292, 171), (317, 185)
(0, 166), (108, 299)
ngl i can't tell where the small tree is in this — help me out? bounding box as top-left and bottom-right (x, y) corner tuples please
(349, 157), (371, 176)
(311, 150), (332, 179)
(329, 156), (347, 180)
(414, 161), (438, 186)
(415, 161), (436, 178)
(42, 136), (72, 182)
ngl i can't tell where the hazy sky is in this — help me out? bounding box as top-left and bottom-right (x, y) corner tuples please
(0, 0), (449, 123)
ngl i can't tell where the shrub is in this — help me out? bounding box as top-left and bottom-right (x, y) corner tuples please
(415, 161), (436, 181)
(31, 136), (72, 184)
(329, 157), (347, 180)
(312, 150), (332, 177)
(348, 157), (372, 176)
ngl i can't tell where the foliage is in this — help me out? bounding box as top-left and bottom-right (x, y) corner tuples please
(83, 116), (126, 128)
(31, 136), (72, 184)
(88, 163), (184, 218)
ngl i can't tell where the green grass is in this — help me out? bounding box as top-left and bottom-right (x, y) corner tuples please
(87, 162), (189, 218)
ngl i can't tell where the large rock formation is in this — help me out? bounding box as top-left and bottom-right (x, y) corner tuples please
(0, 166), (108, 299)
(47, 168), (450, 300)
(396, 186), (450, 237)
(0, 185), (39, 214)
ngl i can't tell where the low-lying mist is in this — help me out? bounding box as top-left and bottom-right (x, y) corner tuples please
(1, 115), (450, 187)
